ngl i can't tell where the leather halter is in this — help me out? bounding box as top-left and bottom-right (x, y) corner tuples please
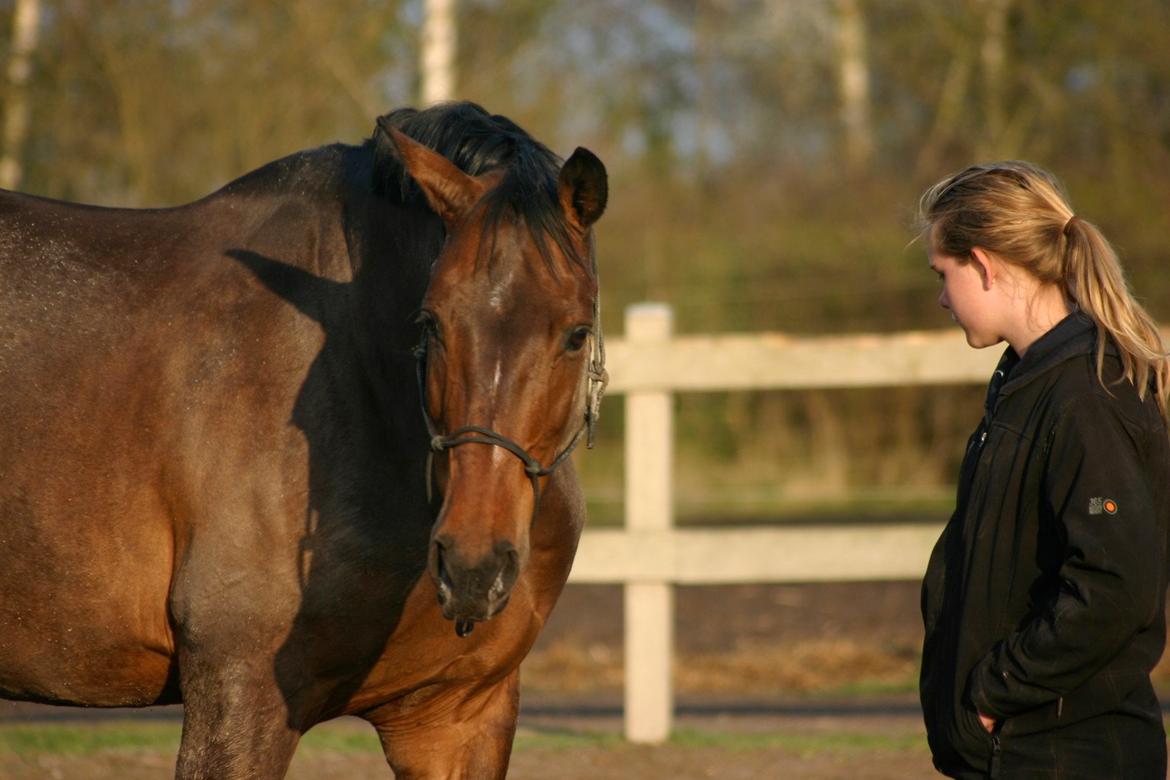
(414, 296), (607, 522)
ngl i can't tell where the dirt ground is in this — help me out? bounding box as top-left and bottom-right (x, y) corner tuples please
(526, 581), (925, 694)
(1, 581), (942, 778)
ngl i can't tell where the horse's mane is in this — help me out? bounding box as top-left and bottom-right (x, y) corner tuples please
(369, 102), (588, 275)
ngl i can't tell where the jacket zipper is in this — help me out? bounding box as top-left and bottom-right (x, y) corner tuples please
(980, 369), (1007, 445)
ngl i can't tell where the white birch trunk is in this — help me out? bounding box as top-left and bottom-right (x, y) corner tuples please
(0, 0), (41, 191)
(980, 0), (1011, 153)
(421, 0), (456, 105)
(836, 0), (872, 170)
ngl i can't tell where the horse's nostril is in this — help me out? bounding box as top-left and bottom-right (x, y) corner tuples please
(434, 543), (453, 606)
(490, 570), (506, 599)
(485, 544), (520, 610)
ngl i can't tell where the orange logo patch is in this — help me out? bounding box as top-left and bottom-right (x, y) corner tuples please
(1089, 497), (1119, 515)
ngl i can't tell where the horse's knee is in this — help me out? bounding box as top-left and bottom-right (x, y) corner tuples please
(176, 710), (300, 780)
(370, 676), (519, 780)
(175, 660), (301, 780)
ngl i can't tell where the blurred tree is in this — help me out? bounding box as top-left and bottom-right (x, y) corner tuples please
(0, 0), (40, 190)
(3, 0), (1169, 506)
(15, 0), (412, 205)
(836, 0), (873, 172)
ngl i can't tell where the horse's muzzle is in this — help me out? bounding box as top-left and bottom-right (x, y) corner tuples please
(429, 537), (520, 635)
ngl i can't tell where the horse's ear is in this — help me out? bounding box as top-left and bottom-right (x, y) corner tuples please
(377, 117), (487, 226)
(558, 147), (607, 231)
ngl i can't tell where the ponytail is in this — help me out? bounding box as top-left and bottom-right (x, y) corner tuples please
(920, 160), (1170, 421)
(1063, 216), (1170, 419)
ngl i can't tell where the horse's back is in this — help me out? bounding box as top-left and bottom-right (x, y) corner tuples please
(0, 187), (327, 706)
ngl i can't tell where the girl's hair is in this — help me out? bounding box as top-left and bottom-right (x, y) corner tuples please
(918, 160), (1169, 420)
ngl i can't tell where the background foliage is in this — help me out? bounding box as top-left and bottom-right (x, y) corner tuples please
(3, 0), (1168, 520)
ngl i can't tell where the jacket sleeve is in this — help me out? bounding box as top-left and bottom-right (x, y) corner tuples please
(967, 392), (1163, 719)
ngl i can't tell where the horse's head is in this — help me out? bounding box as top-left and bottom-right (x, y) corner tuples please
(381, 120), (607, 636)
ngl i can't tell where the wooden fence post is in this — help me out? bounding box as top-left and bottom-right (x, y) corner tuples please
(623, 303), (674, 743)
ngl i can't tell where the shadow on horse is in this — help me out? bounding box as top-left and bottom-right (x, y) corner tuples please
(0, 101), (607, 779)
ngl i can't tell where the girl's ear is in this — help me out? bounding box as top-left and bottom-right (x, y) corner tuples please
(969, 247), (997, 291)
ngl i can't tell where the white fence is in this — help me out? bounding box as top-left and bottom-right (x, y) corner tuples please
(565, 302), (1002, 743)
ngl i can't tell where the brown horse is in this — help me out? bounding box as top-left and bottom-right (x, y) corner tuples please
(0, 101), (607, 778)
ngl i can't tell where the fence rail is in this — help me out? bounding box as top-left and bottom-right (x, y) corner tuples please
(564, 302), (1004, 743)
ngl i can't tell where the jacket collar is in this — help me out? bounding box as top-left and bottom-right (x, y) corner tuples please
(996, 311), (1095, 397)
(987, 312), (1099, 408)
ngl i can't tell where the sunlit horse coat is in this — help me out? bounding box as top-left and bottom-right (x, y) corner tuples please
(0, 102), (607, 779)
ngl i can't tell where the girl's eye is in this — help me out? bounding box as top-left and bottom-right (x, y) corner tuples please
(566, 326), (591, 352)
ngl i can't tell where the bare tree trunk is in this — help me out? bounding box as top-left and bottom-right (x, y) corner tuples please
(0, 0), (41, 191)
(91, 32), (156, 204)
(978, 0), (1011, 158)
(836, 0), (872, 171)
(421, 0), (457, 105)
(914, 43), (973, 177)
(694, 0), (715, 185)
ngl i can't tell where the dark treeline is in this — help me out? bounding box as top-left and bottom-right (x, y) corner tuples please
(4, 0), (1167, 515)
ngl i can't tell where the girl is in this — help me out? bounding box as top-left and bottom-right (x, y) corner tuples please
(917, 161), (1170, 779)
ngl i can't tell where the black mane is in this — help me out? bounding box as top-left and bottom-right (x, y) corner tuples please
(369, 101), (586, 274)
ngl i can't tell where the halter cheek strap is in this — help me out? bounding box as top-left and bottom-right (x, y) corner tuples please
(584, 288), (608, 448)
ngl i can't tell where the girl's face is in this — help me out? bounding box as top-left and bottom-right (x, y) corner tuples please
(928, 248), (1002, 349)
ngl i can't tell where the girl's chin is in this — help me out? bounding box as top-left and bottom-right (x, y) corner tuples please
(951, 318), (999, 349)
(963, 331), (1002, 350)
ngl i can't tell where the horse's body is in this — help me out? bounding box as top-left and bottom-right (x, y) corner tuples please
(0, 102), (606, 778)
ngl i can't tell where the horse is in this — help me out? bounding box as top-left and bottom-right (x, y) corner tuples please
(0, 101), (607, 779)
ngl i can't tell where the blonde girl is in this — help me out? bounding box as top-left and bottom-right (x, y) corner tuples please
(917, 161), (1170, 780)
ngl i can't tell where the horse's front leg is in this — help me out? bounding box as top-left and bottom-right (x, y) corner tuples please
(367, 672), (520, 780)
(174, 649), (302, 780)
(170, 554), (304, 780)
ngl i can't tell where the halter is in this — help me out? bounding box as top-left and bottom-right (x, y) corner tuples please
(415, 294), (607, 523)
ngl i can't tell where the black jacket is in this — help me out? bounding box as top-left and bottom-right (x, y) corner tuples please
(920, 313), (1170, 778)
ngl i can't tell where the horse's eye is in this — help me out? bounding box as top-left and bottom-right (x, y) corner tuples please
(415, 310), (440, 339)
(566, 326), (591, 352)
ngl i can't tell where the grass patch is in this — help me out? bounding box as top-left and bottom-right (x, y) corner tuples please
(0, 722), (631, 759)
(515, 728), (928, 755)
(513, 729), (626, 752)
(0, 722), (181, 756)
(0, 720), (391, 758)
(0, 721), (928, 759)
(669, 728), (927, 754)
(298, 723), (382, 754)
